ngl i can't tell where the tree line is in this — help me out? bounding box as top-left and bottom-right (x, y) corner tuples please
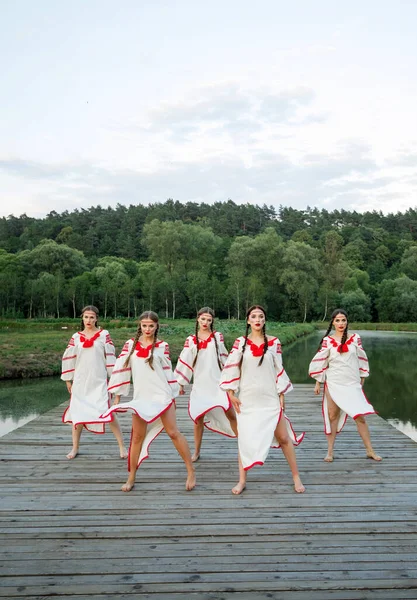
(1, 200), (417, 322)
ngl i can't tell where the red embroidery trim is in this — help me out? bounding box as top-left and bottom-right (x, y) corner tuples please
(192, 332), (214, 349)
(135, 340), (162, 358)
(329, 334), (355, 354)
(246, 337), (275, 357)
(79, 330), (101, 348)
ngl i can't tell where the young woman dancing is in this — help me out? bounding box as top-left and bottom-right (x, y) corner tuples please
(309, 308), (381, 463)
(220, 305), (305, 495)
(61, 305), (127, 460)
(175, 307), (237, 461)
(100, 311), (196, 492)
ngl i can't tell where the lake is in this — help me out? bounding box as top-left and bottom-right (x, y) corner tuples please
(0, 330), (416, 441)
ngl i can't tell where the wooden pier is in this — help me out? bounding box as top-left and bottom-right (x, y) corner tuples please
(1, 384), (417, 599)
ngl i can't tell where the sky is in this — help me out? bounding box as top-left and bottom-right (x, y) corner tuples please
(1, 0), (417, 218)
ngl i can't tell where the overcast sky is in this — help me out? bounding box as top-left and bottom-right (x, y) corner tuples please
(1, 0), (416, 218)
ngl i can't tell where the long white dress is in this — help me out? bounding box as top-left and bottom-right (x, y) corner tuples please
(308, 333), (376, 435)
(175, 332), (236, 438)
(99, 339), (179, 469)
(219, 336), (305, 471)
(61, 329), (116, 433)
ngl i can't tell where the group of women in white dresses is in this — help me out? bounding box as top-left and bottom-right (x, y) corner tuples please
(61, 305), (381, 495)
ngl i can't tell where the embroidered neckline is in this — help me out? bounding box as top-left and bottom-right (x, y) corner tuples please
(193, 332), (214, 349)
(329, 334), (355, 353)
(135, 340), (162, 358)
(79, 329), (102, 348)
(245, 337), (276, 357)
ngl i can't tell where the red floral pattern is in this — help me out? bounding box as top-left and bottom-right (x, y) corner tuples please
(246, 337), (275, 357)
(135, 340), (162, 358)
(192, 332), (214, 349)
(79, 330), (102, 348)
(329, 334), (355, 354)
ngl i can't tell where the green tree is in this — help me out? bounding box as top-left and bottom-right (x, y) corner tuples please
(280, 241), (321, 322)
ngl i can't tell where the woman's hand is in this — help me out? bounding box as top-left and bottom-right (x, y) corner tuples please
(360, 377), (365, 387)
(228, 392), (242, 414)
(113, 395), (121, 406)
(179, 385), (185, 396)
(66, 381), (72, 394)
(314, 381), (321, 395)
(279, 393), (285, 411)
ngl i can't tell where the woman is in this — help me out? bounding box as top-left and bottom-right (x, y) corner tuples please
(220, 305), (305, 494)
(309, 308), (381, 462)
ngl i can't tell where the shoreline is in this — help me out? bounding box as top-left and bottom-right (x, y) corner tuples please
(0, 320), (315, 380)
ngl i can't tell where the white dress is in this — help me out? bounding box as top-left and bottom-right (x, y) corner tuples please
(100, 339), (179, 468)
(175, 332), (236, 438)
(308, 333), (376, 435)
(219, 336), (305, 471)
(61, 329), (116, 433)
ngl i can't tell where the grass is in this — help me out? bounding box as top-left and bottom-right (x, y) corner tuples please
(0, 319), (315, 380)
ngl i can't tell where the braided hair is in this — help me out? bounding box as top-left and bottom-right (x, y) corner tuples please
(318, 308), (349, 353)
(239, 305), (268, 371)
(123, 311), (159, 369)
(80, 305), (99, 331)
(192, 307), (222, 371)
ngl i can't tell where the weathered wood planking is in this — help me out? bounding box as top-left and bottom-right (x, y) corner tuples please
(1, 384), (417, 599)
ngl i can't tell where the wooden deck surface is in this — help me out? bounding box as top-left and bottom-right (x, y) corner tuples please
(1, 384), (417, 599)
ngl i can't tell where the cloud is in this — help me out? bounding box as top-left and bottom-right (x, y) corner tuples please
(1, 80), (417, 217)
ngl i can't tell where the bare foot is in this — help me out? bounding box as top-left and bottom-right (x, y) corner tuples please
(324, 453), (334, 462)
(232, 481), (246, 495)
(186, 471), (196, 491)
(366, 450), (382, 461)
(66, 449), (78, 459)
(121, 480), (135, 492)
(293, 475), (305, 494)
(191, 452), (200, 463)
(119, 448), (128, 459)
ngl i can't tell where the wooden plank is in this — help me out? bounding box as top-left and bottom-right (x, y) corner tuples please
(0, 384), (417, 598)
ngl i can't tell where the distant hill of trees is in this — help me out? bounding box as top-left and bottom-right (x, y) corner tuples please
(1, 199), (417, 322)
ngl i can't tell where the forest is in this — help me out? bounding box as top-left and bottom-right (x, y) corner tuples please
(1, 199), (417, 322)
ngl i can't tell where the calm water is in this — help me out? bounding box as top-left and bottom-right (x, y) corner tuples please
(284, 330), (417, 442)
(0, 377), (68, 437)
(1, 330), (417, 441)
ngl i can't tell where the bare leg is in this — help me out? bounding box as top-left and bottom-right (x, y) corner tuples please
(355, 416), (382, 461)
(192, 417), (204, 462)
(122, 414), (147, 492)
(225, 406), (238, 437)
(274, 417), (305, 493)
(324, 388), (340, 462)
(232, 452), (247, 495)
(67, 424), (83, 459)
(161, 405), (196, 491)
(109, 416), (128, 458)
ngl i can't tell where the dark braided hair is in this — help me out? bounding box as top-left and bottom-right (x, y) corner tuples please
(80, 305), (99, 331)
(192, 307), (222, 370)
(123, 311), (159, 369)
(318, 308), (349, 353)
(239, 305), (268, 371)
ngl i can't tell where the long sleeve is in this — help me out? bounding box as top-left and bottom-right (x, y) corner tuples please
(175, 337), (197, 385)
(160, 342), (180, 397)
(272, 339), (293, 395)
(108, 340), (132, 397)
(104, 330), (116, 378)
(216, 332), (229, 368)
(219, 338), (242, 393)
(61, 336), (77, 381)
(308, 337), (330, 383)
(356, 334), (370, 378)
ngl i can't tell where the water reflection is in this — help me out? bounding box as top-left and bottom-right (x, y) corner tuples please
(284, 329), (417, 442)
(0, 377), (68, 437)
